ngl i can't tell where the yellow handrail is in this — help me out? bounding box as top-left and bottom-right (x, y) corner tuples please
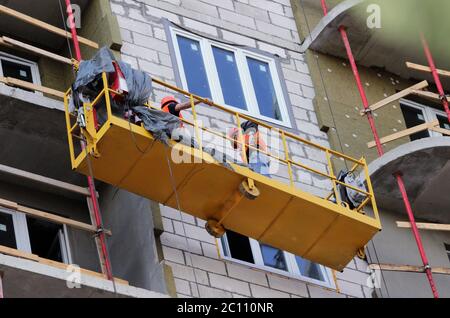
(64, 73), (379, 220)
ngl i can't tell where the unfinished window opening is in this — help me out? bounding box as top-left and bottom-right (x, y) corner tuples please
(0, 52), (41, 89)
(223, 230), (255, 264)
(0, 211), (17, 249)
(401, 100), (450, 139)
(26, 217), (70, 263)
(400, 104), (430, 141)
(445, 243), (450, 263)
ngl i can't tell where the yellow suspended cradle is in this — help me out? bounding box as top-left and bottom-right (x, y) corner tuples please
(64, 72), (381, 271)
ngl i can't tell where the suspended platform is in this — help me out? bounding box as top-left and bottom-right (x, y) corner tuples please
(64, 74), (381, 271)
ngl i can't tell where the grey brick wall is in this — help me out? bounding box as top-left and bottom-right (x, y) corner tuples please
(109, 0), (372, 298)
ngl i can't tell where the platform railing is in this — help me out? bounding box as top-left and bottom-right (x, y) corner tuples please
(64, 72), (380, 223)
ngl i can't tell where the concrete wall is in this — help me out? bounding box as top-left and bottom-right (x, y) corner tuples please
(367, 207), (450, 298)
(99, 185), (168, 294)
(110, 0), (374, 298)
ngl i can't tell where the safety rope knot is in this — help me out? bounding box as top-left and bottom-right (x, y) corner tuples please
(361, 108), (373, 115)
(93, 228), (105, 237)
(439, 94), (449, 103)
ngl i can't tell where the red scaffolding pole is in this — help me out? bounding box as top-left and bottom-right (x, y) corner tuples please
(64, 0), (114, 283)
(320, 0), (439, 298)
(0, 272), (4, 298)
(420, 33), (450, 124)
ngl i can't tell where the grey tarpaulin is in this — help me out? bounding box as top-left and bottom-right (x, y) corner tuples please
(73, 46), (152, 111)
(132, 106), (181, 145)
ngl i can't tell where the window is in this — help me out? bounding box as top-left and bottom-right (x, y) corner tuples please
(219, 231), (333, 287)
(445, 243), (450, 263)
(0, 207), (71, 264)
(400, 100), (450, 140)
(171, 28), (291, 126)
(0, 51), (41, 90)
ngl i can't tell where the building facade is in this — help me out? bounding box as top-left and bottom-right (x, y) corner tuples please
(3, 0), (448, 299)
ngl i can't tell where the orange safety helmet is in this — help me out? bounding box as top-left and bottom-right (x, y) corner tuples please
(161, 96), (178, 108)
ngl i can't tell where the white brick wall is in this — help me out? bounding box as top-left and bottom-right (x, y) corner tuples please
(110, 0), (373, 298)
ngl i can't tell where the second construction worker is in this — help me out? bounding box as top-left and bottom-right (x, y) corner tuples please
(229, 121), (271, 177)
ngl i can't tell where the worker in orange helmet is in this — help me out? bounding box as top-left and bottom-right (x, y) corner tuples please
(160, 95), (211, 147)
(228, 121), (271, 177)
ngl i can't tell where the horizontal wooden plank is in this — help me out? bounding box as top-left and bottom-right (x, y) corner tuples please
(361, 81), (429, 115)
(0, 5), (98, 50)
(397, 221), (450, 232)
(0, 245), (128, 285)
(368, 120), (439, 148)
(0, 197), (111, 236)
(0, 76), (65, 98)
(2, 36), (73, 65)
(369, 263), (450, 275)
(0, 163), (90, 197)
(429, 126), (450, 136)
(411, 89), (441, 101)
(406, 62), (450, 78)
(0, 245), (40, 262)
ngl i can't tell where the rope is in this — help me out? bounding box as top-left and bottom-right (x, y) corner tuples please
(298, 0), (391, 298)
(164, 145), (201, 297)
(57, 0), (77, 78)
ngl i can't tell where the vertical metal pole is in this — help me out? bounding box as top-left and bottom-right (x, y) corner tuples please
(65, 0), (114, 282)
(420, 33), (450, 124)
(320, 0), (439, 298)
(65, 0), (82, 61)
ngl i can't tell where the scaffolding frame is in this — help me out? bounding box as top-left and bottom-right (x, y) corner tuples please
(319, 0), (446, 298)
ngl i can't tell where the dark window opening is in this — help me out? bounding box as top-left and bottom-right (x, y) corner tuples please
(26, 217), (63, 262)
(0, 212), (17, 249)
(400, 104), (430, 141)
(224, 230), (254, 264)
(1, 59), (34, 87)
(437, 115), (450, 131)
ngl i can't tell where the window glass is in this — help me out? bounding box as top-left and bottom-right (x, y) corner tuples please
(247, 57), (282, 120)
(295, 256), (325, 281)
(212, 47), (247, 110)
(0, 211), (17, 249)
(260, 244), (287, 271)
(176, 35), (211, 98)
(400, 105), (430, 141)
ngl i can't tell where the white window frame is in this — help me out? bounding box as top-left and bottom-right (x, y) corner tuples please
(0, 207), (32, 253)
(170, 27), (292, 128)
(0, 51), (42, 95)
(218, 234), (336, 289)
(401, 99), (450, 137)
(0, 207), (71, 264)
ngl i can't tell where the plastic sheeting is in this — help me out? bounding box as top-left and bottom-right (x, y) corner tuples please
(132, 106), (181, 145)
(73, 46), (152, 109)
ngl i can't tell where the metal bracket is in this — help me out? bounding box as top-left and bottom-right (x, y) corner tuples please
(361, 108), (373, 116)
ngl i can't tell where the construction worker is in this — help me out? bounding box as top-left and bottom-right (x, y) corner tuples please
(160, 96), (211, 147)
(228, 121), (271, 177)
